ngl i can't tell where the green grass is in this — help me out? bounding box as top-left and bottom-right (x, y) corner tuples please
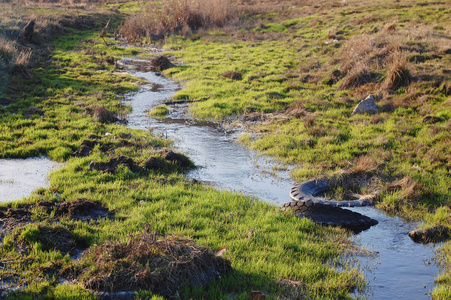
(0, 4), (364, 299)
(148, 104), (170, 117)
(154, 0), (451, 297)
(161, 0), (451, 216)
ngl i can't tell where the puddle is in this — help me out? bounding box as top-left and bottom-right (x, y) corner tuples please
(124, 58), (440, 298)
(0, 157), (61, 202)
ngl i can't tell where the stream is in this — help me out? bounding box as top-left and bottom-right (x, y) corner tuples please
(123, 58), (440, 299)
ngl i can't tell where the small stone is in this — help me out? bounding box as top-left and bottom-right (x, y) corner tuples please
(351, 94), (379, 115)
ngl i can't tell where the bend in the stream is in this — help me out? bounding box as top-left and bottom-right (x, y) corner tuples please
(123, 57), (440, 300)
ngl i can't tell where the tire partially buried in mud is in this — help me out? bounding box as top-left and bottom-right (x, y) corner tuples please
(283, 180), (378, 233)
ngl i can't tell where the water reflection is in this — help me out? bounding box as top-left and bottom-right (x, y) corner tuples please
(0, 157), (61, 202)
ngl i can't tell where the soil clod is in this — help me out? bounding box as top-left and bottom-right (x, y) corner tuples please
(150, 55), (174, 71)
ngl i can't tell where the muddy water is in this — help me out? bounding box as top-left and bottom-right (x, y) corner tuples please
(124, 60), (440, 299)
(0, 157), (61, 202)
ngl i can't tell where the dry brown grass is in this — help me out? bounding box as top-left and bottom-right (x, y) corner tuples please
(285, 100), (308, 118)
(73, 230), (231, 296)
(387, 176), (424, 206)
(349, 154), (378, 174)
(91, 105), (118, 123)
(0, 35), (17, 65)
(120, 0), (240, 42)
(12, 48), (32, 76)
(303, 114), (316, 128)
(384, 51), (412, 90)
(338, 61), (376, 90)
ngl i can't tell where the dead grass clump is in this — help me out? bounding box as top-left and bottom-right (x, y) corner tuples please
(12, 48), (32, 77)
(327, 171), (381, 200)
(222, 70), (242, 80)
(384, 52), (412, 90)
(303, 114), (316, 128)
(339, 61), (377, 90)
(369, 114), (385, 124)
(285, 100), (308, 118)
(77, 230), (231, 296)
(91, 105), (118, 123)
(387, 176), (423, 205)
(120, 0), (239, 42)
(0, 35), (17, 65)
(349, 154), (378, 174)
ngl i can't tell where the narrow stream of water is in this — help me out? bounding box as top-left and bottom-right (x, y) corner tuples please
(123, 59), (440, 299)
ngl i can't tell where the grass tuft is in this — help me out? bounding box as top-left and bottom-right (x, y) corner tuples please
(384, 51), (412, 90)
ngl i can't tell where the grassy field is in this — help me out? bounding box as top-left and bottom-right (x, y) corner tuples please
(0, 0), (450, 299)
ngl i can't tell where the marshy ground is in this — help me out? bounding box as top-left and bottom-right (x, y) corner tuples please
(0, 0), (450, 299)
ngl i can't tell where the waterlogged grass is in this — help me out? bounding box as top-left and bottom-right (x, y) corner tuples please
(0, 7), (364, 300)
(148, 104), (170, 117)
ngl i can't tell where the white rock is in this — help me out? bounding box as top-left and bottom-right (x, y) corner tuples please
(351, 94), (379, 115)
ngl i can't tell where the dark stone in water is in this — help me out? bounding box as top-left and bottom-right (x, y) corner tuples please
(282, 201), (378, 234)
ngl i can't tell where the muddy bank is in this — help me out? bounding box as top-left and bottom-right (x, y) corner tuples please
(0, 157), (61, 202)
